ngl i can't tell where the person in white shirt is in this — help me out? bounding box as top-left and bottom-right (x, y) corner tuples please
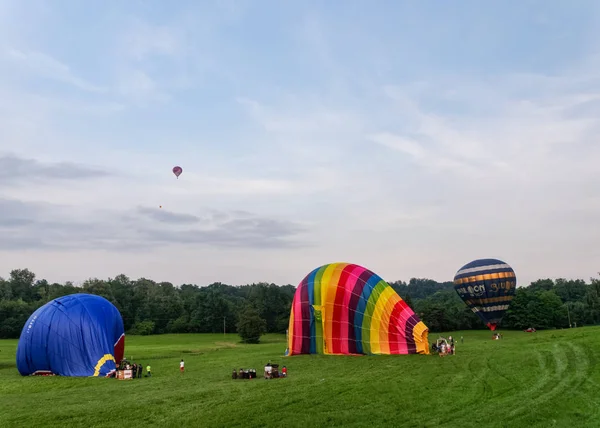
(439, 343), (446, 357)
(264, 362), (272, 379)
(180, 359), (184, 374)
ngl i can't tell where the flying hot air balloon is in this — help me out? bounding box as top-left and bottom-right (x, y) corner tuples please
(172, 166), (182, 178)
(453, 258), (516, 331)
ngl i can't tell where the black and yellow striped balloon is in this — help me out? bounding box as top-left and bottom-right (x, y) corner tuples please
(453, 258), (516, 331)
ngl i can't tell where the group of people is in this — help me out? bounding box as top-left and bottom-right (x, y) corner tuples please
(432, 336), (456, 357)
(110, 360), (151, 378)
(232, 368), (257, 379)
(231, 363), (287, 380)
(264, 362), (287, 379)
(113, 359), (184, 379)
(127, 363), (142, 378)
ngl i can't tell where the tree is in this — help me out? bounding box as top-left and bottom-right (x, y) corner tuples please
(9, 269), (36, 302)
(236, 306), (267, 344)
(554, 279), (588, 303)
(404, 294), (414, 309)
(537, 290), (566, 328)
(0, 299), (35, 338)
(131, 320), (155, 335)
(528, 279), (555, 292)
(503, 288), (532, 329)
(1, 267), (599, 339)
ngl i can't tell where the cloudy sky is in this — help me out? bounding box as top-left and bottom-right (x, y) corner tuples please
(1, 0), (599, 287)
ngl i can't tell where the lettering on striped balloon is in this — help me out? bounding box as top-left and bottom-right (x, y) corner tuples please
(467, 284), (486, 296)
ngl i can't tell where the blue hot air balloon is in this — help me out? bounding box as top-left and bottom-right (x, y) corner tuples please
(453, 258), (516, 331)
(16, 294), (125, 377)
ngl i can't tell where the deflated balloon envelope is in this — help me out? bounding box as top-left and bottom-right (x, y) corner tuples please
(453, 258), (516, 331)
(16, 294), (125, 377)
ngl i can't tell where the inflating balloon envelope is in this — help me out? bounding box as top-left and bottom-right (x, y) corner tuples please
(287, 262), (429, 356)
(453, 258), (516, 331)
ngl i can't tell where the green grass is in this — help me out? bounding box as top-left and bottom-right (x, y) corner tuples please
(1, 328), (599, 427)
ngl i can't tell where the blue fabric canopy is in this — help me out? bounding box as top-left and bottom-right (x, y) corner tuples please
(16, 293), (125, 377)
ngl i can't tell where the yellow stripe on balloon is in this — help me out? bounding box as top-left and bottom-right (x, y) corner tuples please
(369, 285), (396, 354)
(379, 293), (401, 354)
(321, 263), (341, 354)
(412, 322), (430, 354)
(93, 354), (116, 376)
(453, 271), (516, 285)
(465, 295), (514, 304)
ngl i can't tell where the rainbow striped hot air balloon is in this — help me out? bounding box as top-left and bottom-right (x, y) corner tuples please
(287, 263), (429, 356)
(453, 258), (517, 331)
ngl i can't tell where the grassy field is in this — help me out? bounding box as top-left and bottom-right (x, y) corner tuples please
(1, 327), (599, 428)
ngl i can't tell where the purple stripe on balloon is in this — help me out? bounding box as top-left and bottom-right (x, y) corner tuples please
(299, 279), (311, 354)
(404, 314), (418, 353)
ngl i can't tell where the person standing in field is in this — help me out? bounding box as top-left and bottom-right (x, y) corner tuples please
(180, 359), (184, 375)
(146, 364), (152, 377)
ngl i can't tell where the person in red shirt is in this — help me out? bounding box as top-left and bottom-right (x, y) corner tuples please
(281, 366), (287, 377)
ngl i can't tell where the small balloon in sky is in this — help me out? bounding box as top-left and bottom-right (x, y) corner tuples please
(172, 166), (183, 178)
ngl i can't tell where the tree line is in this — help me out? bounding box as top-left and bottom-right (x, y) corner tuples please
(1, 268), (599, 340)
(394, 276), (600, 333)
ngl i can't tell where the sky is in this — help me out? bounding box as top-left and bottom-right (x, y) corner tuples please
(1, 0), (599, 287)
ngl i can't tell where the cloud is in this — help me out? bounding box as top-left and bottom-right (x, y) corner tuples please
(373, 78), (600, 184)
(367, 132), (427, 161)
(174, 175), (296, 195)
(114, 68), (168, 103)
(123, 21), (183, 61)
(0, 198), (307, 251)
(231, 63), (600, 284)
(140, 216), (307, 248)
(137, 206), (199, 224)
(135, 205), (308, 248)
(0, 154), (111, 186)
(112, 13), (225, 103)
(234, 95), (368, 194)
(3, 49), (105, 92)
(0, 1), (599, 287)
(0, 198), (111, 250)
(236, 96), (364, 135)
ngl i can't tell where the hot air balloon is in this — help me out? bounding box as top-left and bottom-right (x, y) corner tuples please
(16, 294), (125, 377)
(172, 166), (182, 178)
(453, 258), (516, 331)
(287, 262), (429, 356)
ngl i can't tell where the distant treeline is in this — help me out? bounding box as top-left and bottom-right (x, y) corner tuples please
(1, 268), (599, 339)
